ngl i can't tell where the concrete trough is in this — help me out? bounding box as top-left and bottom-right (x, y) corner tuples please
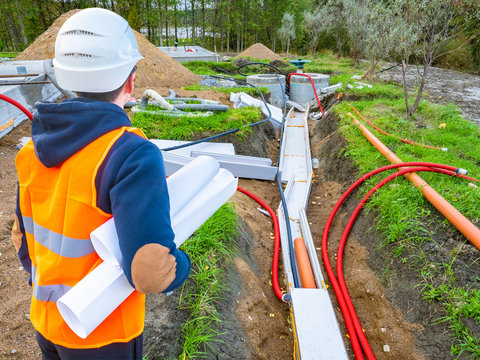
(246, 74), (286, 108)
(289, 73), (330, 107)
(0, 60), (62, 139)
(157, 46), (219, 63)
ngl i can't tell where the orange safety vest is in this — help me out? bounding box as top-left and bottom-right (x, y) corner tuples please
(16, 126), (147, 349)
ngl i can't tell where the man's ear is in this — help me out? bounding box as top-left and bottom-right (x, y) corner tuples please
(125, 73), (135, 94)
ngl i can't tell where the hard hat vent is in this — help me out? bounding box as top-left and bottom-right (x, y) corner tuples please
(63, 52), (94, 58)
(63, 29), (98, 36)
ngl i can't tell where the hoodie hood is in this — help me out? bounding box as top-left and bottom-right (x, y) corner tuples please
(32, 98), (131, 167)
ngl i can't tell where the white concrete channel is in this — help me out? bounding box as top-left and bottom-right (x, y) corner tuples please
(277, 108), (348, 359)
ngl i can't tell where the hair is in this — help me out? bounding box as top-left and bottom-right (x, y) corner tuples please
(75, 66), (137, 102)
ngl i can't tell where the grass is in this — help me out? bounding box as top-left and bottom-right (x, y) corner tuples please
(182, 83), (269, 97)
(178, 203), (238, 358)
(182, 59), (297, 79)
(132, 106), (262, 141)
(304, 51), (356, 75)
(0, 52), (19, 58)
(332, 75), (480, 357)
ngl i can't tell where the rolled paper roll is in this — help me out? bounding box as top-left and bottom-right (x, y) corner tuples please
(56, 262), (134, 339)
(90, 218), (121, 266)
(90, 156), (221, 265)
(172, 168), (238, 247)
(167, 155), (220, 218)
(59, 156), (237, 339)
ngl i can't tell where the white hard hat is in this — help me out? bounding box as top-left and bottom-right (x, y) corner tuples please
(53, 8), (143, 92)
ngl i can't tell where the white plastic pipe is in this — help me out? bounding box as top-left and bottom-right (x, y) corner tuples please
(140, 89), (174, 111)
(57, 156), (238, 338)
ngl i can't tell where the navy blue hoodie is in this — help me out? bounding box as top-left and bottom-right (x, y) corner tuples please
(16, 97), (190, 293)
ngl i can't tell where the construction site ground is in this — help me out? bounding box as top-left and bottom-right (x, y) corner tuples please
(1, 67), (479, 359)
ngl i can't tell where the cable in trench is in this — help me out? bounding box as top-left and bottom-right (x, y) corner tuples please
(322, 162), (477, 359)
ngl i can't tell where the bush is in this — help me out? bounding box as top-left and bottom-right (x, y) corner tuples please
(434, 39), (476, 73)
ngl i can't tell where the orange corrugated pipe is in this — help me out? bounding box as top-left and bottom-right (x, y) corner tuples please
(347, 112), (480, 250)
(294, 237), (316, 288)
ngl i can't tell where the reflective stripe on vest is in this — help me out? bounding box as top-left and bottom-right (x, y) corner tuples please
(22, 216), (95, 258)
(16, 126), (147, 348)
(32, 265), (71, 302)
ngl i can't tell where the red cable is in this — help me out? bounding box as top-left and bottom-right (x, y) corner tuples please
(287, 73), (324, 117)
(322, 162), (476, 359)
(237, 186), (285, 302)
(336, 166), (463, 360)
(349, 104), (445, 151)
(0, 93), (33, 121)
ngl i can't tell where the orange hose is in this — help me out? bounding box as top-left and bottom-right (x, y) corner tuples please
(349, 104), (444, 150)
(348, 112), (480, 250)
(294, 237), (316, 288)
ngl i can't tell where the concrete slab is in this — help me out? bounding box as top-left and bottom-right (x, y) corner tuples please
(191, 151), (277, 180)
(291, 288), (349, 360)
(150, 139), (235, 157)
(157, 46), (219, 63)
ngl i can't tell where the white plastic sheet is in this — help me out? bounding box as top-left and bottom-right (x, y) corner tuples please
(57, 156), (237, 339)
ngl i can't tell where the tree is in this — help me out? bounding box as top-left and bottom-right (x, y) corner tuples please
(362, 1), (398, 78)
(307, 0), (348, 58)
(343, 0), (372, 65)
(390, 0), (480, 119)
(277, 13), (296, 54)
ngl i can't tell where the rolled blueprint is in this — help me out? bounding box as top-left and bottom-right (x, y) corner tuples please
(90, 218), (122, 266)
(90, 156), (223, 265)
(171, 168), (238, 246)
(167, 155), (219, 218)
(57, 156), (238, 339)
(57, 262), (134, 339)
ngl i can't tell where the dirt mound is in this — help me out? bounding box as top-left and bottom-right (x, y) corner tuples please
(236, 43), (283, 61)
(16, 10), (200, 89)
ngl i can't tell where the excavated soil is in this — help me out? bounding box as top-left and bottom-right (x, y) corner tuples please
(16, 10), (201, 89)
(236, 43), (284, 62)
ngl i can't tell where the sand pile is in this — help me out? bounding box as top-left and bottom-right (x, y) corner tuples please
(16, 10), (201, 89)
(236, 43), (283, 61)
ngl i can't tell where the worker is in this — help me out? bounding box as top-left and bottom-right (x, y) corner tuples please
(12, 8), (190, 360)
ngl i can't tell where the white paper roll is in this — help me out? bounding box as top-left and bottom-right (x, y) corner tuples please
(90, 156), (221, 265)
(167, 155), (219, 217)
(90, 218), (121, 266)
(58, 156), (237, 339)
(172, 168), (238, 247)
(56, 262), (134, 339)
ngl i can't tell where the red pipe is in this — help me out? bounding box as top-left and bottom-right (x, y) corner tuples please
(336, 166), (465, 360)
(322, 162), (475, 359)
(0, 93), (33, 121)
(349, 104), (445, 151)
(287, 73), (324, 116)
(237, 186), (286, 302)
